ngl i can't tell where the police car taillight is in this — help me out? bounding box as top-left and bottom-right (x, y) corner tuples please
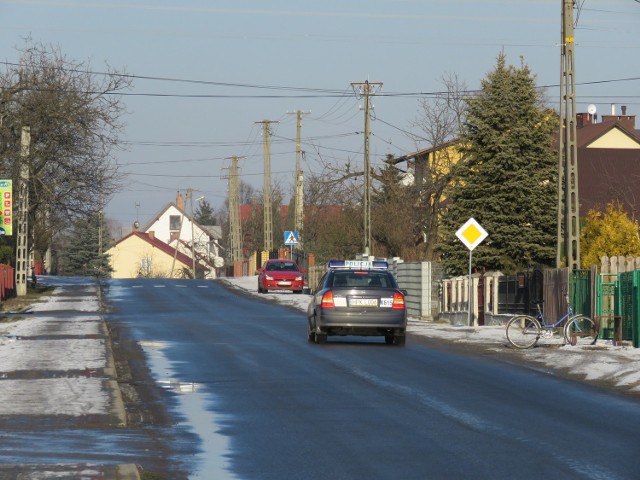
(321, 291), (335, 308)
(392, 291), (405, 310)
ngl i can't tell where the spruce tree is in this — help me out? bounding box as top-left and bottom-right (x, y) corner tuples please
(61, 213), (113, 277)
(438, 53), (558, 274)
(194, 199), (217, 225)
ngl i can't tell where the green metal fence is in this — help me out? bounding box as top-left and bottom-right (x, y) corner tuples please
(596, 275), (617, 340)
(594, 270), (640, 346)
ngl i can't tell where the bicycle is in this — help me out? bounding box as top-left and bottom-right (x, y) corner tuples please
(505, 298), (597, 349)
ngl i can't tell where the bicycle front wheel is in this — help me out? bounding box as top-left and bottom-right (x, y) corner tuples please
(506, 315), (541, 349)
(564, 316), (597, 346)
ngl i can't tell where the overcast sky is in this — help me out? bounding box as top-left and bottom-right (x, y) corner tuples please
(1, 1), (639, 235)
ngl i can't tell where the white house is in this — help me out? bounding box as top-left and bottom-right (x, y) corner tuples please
(142, 192), (224, 279)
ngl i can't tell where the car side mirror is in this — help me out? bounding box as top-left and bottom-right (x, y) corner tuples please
(400, 289), (408, 296)
(300, 269), (306, 273)
(257, 268), (262, 273)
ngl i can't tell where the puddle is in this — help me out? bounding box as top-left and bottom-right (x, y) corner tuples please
(141, 340), (237, 479)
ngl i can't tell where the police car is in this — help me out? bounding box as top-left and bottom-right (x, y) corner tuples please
(307, 260), (407, 345)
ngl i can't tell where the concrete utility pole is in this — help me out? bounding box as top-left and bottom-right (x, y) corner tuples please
(257, 120), (277, 252)
(16, 126), (30, 296)
(288, 110), (309, 249)
(228, 156), (243, 262)
(351, 80), (383, 257)
(557, 0), (580, 270)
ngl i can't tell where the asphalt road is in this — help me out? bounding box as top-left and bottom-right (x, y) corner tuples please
(3, 276), (640, 479)
(106, 278), (640, 480)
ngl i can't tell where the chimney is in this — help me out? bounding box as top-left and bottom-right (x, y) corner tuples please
(148, 231), (155, 240)
(576, 112), (593, 128)
(621, 105), (627, 115)
(176, 191), (184, 211)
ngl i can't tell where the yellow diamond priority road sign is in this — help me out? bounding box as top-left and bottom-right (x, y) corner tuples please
(455, 217), (488, 251)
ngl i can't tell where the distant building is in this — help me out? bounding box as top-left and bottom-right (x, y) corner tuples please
(392, 106), (640, 220)
(108, 192), (224, 279)
(106, 231), (193, 278)
(141, 192), (224, 278)
(574, 106), (640, 218)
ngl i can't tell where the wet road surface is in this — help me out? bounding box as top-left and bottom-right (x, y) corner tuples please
(107, 278), (640, 479)
(3, 277), (640, 479)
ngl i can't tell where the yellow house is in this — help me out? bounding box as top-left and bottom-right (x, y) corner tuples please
(107, 231), (194, 278)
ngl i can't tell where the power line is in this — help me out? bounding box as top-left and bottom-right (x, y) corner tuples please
(126, 169), (296, 178)
(2, 61), (638, 100)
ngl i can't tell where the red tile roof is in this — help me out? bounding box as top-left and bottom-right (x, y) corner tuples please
(578, 148), (640, 218)
(576, 121), (640, 148)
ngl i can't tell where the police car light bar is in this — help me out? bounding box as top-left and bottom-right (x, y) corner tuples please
(328, 260), (388, 270)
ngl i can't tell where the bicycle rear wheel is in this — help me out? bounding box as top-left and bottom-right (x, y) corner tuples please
(564, 316), (597, 346)
(506, 315), (541, 349)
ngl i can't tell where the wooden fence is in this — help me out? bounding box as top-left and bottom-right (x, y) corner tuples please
(0, 264), (16, 301)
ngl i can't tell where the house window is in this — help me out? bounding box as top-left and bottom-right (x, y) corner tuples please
(170, 215), (181, 231)
(139, 256), (152, 277)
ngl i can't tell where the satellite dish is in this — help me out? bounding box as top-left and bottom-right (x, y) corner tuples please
(587, 104), (597, 115)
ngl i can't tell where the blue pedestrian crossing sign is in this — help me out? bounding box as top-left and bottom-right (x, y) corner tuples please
(284, 231), (299, 245)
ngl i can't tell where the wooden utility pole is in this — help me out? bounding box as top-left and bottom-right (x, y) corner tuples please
(557, 0), (580, 270)
(16, 126), (30, 296)
(351, 80), (383, 257)
(257, 120), (277, 252)
(228, 156), (243, 262)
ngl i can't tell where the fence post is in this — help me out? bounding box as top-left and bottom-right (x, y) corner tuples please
(471, 272), (481, 327)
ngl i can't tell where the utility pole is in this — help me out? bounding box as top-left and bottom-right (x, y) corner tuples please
(16, 126), (30, 296)
(557, 0), (580, 270)
(187, 188), (196, 278)
(351, 80), (383, 257)
(288, 110), (309, 249)
(227, 156), (243, 263)
(257, 120), (277, 252)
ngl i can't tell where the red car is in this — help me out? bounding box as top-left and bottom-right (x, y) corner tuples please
(257, 259), (305, 294)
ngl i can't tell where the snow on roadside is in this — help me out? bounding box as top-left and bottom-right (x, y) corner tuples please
(0, 338), (106, 371)
(0, 286), (111, 417)
(221, 275), (640, 394)
(2, 315), (103, 337)
(0, 378), (109, 415)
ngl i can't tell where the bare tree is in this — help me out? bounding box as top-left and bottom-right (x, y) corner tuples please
(403, 73), (468, 259)
(302, 154), (364, 260)
(370, 157), (427, 260)
(300, 75), (468, 262)
(0, 39), (131, 259)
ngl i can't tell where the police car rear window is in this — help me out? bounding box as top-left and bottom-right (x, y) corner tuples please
(332, 272), (390, 288)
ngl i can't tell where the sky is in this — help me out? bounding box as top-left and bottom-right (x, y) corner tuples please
(0, 1), (639, 236)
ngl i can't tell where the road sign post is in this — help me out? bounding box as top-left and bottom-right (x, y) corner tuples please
(455, 218), (488, 327)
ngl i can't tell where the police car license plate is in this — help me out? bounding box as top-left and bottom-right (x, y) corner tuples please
(348, 298), (378, 307)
